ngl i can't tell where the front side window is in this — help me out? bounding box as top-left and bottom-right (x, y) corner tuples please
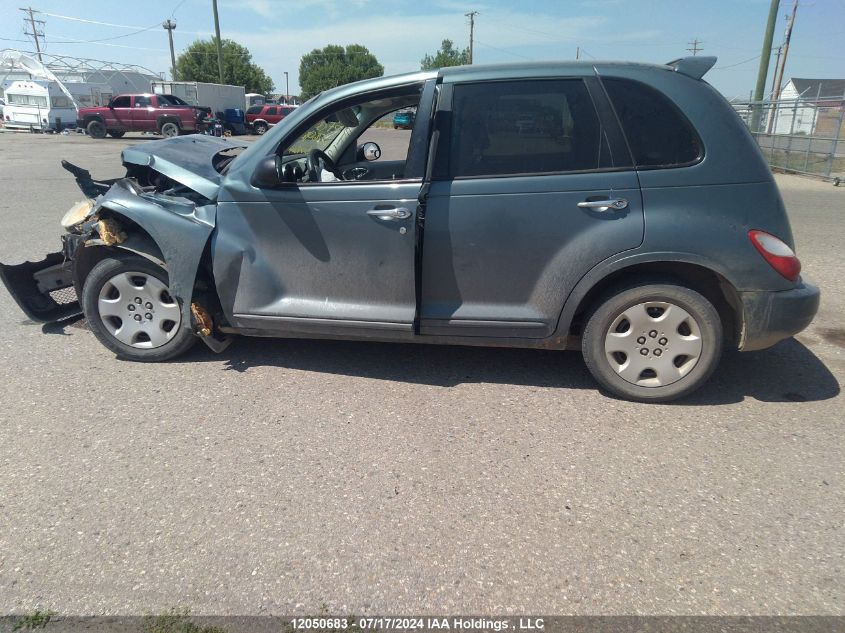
(448, 79), (612, 178)
(134, 96), (151, 107)
(246, 105), (263, 115)
(602, 78), (702, 168)
(111, 96), (130, 108)
(276, 84), (423, 184)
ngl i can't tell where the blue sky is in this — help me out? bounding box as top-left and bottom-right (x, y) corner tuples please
(2, 0), (843, 99)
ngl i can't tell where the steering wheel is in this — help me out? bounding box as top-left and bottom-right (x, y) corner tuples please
(307, 149), (339, 182)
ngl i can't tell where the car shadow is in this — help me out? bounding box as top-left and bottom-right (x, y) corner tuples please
(178, 335), (839, 406)
(40, 316), (840, 404)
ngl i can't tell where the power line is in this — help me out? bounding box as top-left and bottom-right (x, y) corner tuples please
(714, 54), (761, 69)
(37, 10), (209, 35)
(474, 40), (533, 60)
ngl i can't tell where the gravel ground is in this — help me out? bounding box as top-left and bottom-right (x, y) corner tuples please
(0, 131), (842, 616)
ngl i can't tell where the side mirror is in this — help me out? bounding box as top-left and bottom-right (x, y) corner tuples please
(357, 142), (381, 162)
(252, 155), (289, 188)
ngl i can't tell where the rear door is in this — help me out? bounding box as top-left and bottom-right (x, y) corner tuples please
(420, 76), (643, 338)
(132, 95), (156, 131)
(264, 106), (279, 124)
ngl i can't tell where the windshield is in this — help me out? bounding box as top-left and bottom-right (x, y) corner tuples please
(283, 107), (360, 156)
(158, 94), (189, 106)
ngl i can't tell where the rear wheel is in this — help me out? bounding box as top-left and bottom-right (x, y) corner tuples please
(86, 119), (106, 139)
(253, 121), (268, 135)
(160, 121), (180, 138)
(108, 130), (125, 138)
(582, 283), (722, 402)
(82, 254), (196, 362)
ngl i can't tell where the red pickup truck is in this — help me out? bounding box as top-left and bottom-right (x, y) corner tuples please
(77, 93), (207, 139)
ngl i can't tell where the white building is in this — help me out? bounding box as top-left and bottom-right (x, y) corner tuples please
(771, 78), (845, 135)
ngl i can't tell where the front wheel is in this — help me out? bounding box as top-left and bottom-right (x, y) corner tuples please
(86, 119), (106, 139)
(252, 121), (268, 135)
(82, 254), (196, 361)
(582, 283), (723, 402)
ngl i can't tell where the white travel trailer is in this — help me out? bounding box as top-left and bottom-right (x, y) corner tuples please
(2, 79), (112, 130)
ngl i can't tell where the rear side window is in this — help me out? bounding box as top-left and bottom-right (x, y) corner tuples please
(602, 78), (702, 168)
(265, 107), (277, 115)
(111, 96), (130, 108)
(246, 106), (262, 114)
(448, 79), (613, 178)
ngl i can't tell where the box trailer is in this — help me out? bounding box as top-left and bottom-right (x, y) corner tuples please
(151, 81), (246, 117)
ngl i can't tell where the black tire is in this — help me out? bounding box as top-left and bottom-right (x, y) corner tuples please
(86, 119), (106, 139)
(82, 254), (196, 362)
(253, 121), (268, 135)
(160, 121), (180, 138)
(108, 130), (125, 138)
(582, 282), (723, 403)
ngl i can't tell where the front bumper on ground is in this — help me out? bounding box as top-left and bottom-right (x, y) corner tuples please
(0, 247), (81, 323)
(739, 279), (820, 351)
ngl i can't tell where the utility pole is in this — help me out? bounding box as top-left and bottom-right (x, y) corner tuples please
(771, 0), (798, 104)
(162, 19), (177, 81)
(686, 39), (703, 56)
(211, 0), (224, 84)
(770, 45), (782, 97)
(751, 0), (781, 132)
(20, 7), (45, 63)
(465, 10), (478, 64)
(284, 71), (289, 103)
(766, 0), (798, 134)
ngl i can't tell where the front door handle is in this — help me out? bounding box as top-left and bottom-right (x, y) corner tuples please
(367, 206), (412, 220)
(577, 198), (628, 212)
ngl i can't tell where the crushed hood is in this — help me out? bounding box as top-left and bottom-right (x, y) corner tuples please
(121, 134), (247, 200)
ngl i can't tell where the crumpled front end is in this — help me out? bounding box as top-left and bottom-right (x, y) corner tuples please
(1, 139), (238, 350)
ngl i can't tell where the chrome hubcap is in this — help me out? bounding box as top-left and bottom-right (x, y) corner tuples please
(97, 272), (180, 348)
(604, 301), (703, 387)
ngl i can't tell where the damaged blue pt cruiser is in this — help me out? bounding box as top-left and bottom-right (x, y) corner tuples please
(0, 57), (820, 402)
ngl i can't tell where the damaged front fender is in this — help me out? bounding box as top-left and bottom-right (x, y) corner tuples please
(77, 179), (217, 325)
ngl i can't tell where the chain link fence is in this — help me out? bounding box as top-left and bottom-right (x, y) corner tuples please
(732, 94), (845, 182)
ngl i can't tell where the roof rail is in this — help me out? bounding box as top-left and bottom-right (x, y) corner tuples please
(666, 56), (717, 80)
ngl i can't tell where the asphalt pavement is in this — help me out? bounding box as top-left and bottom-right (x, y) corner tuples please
(0, 131), (842, 616)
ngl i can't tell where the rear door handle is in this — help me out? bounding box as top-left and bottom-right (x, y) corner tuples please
(367, 206), (411, 220)
(577, 198), (628, 211)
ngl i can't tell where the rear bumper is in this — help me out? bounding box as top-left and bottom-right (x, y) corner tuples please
(739, 280), (820, 351)
(0, 250), (81, 323)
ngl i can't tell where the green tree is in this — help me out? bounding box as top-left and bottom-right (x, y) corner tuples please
(420, 39), (470, 70)
(299, 44), (384, 99)
(175, 38), (273, 93)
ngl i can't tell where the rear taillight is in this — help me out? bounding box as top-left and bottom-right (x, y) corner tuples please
(748, 229), (801, 281)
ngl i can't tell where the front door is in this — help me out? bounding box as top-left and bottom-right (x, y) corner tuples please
(420, 77), (644, 339)
(214, 80), (433, 338)
(108, 95), (132, 130)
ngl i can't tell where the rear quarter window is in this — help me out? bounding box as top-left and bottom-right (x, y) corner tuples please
(602, 78), (703, 168)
